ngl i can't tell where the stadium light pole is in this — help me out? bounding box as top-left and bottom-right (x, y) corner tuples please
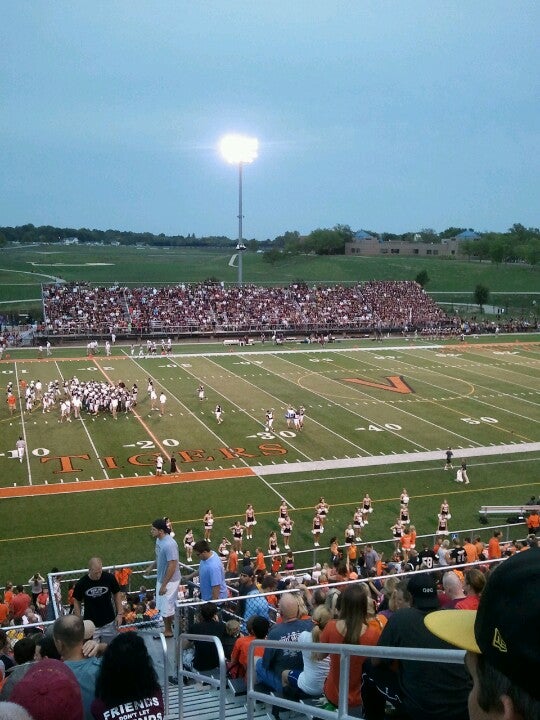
(219, 134), (258, 286)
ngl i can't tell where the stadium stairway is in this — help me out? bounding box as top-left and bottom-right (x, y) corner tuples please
(165, 681), (278, 720)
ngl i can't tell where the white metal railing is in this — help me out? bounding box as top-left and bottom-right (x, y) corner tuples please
(171, 634), (465, 720)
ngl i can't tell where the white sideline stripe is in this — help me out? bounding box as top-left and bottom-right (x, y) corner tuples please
(254, 442), (540, 476)
(14, 362), (33, 485)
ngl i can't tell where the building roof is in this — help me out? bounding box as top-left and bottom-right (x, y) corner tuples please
(353, 230), (375, 240)
(454, 230), (480, 239)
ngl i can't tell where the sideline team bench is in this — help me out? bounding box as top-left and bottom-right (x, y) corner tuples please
(478, 505), (540, 522)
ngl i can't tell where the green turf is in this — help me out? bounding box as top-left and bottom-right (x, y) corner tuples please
(1, 337), (539, 583)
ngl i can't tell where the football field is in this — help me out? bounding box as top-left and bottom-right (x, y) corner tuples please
(2, 336), (540, 582)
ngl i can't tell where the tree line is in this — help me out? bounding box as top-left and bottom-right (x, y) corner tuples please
(1, 222), (539, 267)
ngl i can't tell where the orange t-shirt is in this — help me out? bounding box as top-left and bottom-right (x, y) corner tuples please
(227, 552), (238, 574)
(4, 591), (14, 606)
(487, 537), (501, 559)
(463, 542), (478, 563)
(255, 552), (266, 572)
(115, 568), (132, 587)
(321, 620), (382, 708)
(7, 396), (16, 409)
(231, 634), (264, 672)
(400, 533), (412, 550)
(527, 514), (540, 530)
(0, 603), (9, 624)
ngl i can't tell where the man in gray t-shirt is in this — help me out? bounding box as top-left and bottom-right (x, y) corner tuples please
(146, 518), (180, 638)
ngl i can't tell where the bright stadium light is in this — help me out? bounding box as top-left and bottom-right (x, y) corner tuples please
(219, 134), (259, 285)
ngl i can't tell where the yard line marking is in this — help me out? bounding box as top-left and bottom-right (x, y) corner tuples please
(91, 358), (170, 461)
(211, 353), (373, 456)
(273, 352), (429, 452)
(55, 361), (110, 480)
(168, 357), (297, 506)
(355, 351), (538, 441)
(14, 362), (32, 485)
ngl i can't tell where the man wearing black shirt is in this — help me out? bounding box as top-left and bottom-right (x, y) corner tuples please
(449, 538), (466, 566)
(418, 543), (437, 570)
(72, 557), (123, 644)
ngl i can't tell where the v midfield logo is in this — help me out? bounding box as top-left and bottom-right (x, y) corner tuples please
(344, 375), (414, 395)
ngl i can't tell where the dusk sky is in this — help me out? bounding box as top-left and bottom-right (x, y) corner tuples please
(2, 1), (538, 240)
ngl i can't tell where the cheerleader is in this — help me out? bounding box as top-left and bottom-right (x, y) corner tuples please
(390, 518), (404, 549)
(280, 515), (294, 550)
(183, 528), (195, 563)
(217, 537), (231, 558)
(214, 404), (223, 424)
(362, 493), (373, 524)
(230, 520), (246, 555)
(278, 501), (289, 526)
(344, 523), (355, 545)
(437, 513), (449, 535)
(440, 499), (451, 519)
(203, 509), (214, 542)
(400, 488), (410, 506)
(316, 497), (329, 524)
(268, 531), (279, 556)
(164, 516), (175, 537)
(245, 504), (257, 540)
(312, 513), (323, 547)
(353, 507), (364, 541)
(329, 536), (341, 564)
(400, 503), (410, 524)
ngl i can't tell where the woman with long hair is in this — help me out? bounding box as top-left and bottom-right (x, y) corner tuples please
(319, 583), (382, 711)
(91, 632), (163, 719)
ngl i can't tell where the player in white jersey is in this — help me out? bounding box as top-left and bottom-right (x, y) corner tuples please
(16, 436), (26, 463)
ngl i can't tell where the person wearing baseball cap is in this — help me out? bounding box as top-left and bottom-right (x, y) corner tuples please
(146, 518), (180, 638)
(425, 549), (540, 720)
(362, 572), (470, 720)
(239, 566), (270, 633)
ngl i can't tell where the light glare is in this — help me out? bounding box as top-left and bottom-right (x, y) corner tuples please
(220, 134), (259, 164)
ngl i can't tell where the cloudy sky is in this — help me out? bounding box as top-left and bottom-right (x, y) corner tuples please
(2, 1), (538, 239)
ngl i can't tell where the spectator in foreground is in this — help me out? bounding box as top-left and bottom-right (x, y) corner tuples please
(91, 632), (163, 720)
(229, 615), (270, 679)
(362, 573), (470, 720)
(319, 583), (382, 712)
(426, 548), (540, 720)
(10, 658), (83, 720)
(53, 615), (102, 720)
(256, 593), (312, 694)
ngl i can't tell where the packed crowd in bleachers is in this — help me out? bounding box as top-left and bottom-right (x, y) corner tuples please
(40, 280), (457, 337)
(1, 519), (538, 719)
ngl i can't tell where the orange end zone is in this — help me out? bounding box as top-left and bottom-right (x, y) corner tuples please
(0, 466), (256, 499)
